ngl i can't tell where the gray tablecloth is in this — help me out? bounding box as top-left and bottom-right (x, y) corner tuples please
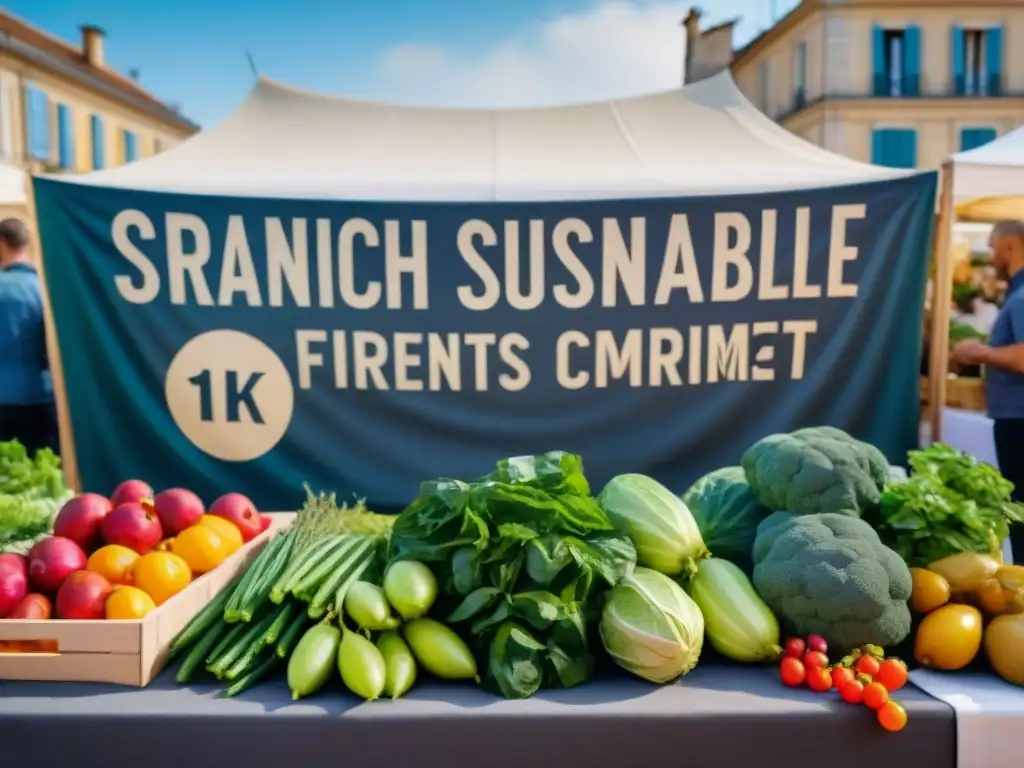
(0, 666), (954, 768)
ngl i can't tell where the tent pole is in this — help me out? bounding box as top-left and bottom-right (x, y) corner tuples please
(927, 160), (956, 444)
(23, 169), (81, 491)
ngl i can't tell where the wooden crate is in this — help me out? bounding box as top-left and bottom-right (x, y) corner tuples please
(0, 514), (293, 686)
(920, 375), (986, 413)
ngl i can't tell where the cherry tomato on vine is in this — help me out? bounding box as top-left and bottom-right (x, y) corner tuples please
(784, 637), (806, 658)
(779, 657), (806, 687)
(806, 634), (828, 655)
(875, 659), (908, 692)
(831, 666), (855, 689)
(863, 682), (890, 711)
(838, 680), (865, 704)
(855, 655), (881, 678)
(806, 666), (833, 693)
(804, 651), (829, 669)
(877, 700), (908, 732)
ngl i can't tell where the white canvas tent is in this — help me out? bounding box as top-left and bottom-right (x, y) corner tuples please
(59, 70), (909, 200)
(950, 125), (1024, 222)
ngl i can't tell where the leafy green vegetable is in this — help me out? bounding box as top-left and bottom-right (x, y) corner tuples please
(869, 443), (1024, 567)
(389, 451), (636, 699)
(0, 440), (72, 546)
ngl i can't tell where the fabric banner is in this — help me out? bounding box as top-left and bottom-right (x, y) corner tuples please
(34, 174), (937, 511)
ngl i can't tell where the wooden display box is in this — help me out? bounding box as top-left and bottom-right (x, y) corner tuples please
(920, 375), (986, 413)
(0, 515), (292, 686)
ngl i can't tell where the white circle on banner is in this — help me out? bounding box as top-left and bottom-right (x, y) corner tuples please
(165, 330), (294, 462)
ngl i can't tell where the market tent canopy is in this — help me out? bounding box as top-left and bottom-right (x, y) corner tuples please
(950, 125), (1024, 222)
(0, 162), (26, 207)
(55, 71), (909, 201)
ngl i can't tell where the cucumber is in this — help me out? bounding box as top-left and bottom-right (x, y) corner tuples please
(225, 652), (279, 698)
(270, 536), (344, 603)
(169, 576), (239, 657)
(291, 536), (362, 602)
(287, 622), (341, 700)
(307, 538), (376, 618)
(176, 620), (229, 683)
(277, 610), (311, 658)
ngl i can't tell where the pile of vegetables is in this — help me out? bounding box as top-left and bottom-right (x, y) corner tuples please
(0, 440), (73, 555)
(869, 442), (1024, 566)
(388, 452), (639, 699)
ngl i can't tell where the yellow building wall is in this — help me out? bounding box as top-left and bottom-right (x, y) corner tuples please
(2, 49), (193, 172)
(731, 0), (1024, 169)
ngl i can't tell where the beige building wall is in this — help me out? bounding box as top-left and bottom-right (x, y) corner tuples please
(723, 0), (1024, 168)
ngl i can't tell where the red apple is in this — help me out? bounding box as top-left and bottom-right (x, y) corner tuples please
(209, 493), (261, 542)
(52, 494), (112, 550)
(55, 570), (113, 619)
(26, 537), (87, 593)
(7, 593), (52, 619)
(101, 503), (163, 554)
(153, 488), (205, 536)
(0, 553), (29, 617)
(110, 479), (154, 508)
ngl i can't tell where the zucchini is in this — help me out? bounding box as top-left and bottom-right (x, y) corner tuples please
(307, 538), (376, 618)
(287, 622), (341, 700)
(270, 536), (344, 603)
(292, 536), (363, 602)
(685, 557), (782, 663)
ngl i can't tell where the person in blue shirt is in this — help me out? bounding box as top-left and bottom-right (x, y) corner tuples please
(953, 219), (1024, 563)
(0, 218), (56, 455)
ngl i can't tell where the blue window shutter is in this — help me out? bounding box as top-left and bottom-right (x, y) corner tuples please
(903, 26), (921, 96)
(26, 86), (50, 160)
(124, 130), (138, 162)
(952, 26), (965, 95)
(57, 104), (74, 169)
(961, 127), (997, 151)
(872, 26), (887, 96)
(901, 129), (917, 168)
(91, 114), (105, 169)
(987, 27), (1003, 95)
(872, 129), (887, 165)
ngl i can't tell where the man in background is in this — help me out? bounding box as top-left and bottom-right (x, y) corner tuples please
(0, 218), (56, 454)
(953, 219), (1024, 563)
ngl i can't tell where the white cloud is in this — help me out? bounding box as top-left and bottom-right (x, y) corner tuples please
(374, 1), (688, 107)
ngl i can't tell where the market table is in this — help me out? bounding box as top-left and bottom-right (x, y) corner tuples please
(0, 665), (954, 768)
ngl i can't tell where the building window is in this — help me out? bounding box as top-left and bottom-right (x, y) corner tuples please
(872, 26), (921, 97)
(56, 104), (75, 170)
(123, 129), (138, 162)
(953, 27), (1003, 96)
(26, 85), (50, 160)
(793, 40), (807, 108)
(960, 127), (997, 151)
(90, 114), (105, 169)
(757, 60), (770, 113)
(872, 128), (917, 168)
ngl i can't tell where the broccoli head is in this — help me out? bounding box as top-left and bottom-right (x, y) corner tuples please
(741, 426), (889, 517)
(752, 511), (912, 654)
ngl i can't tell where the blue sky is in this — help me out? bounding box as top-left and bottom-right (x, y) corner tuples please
(11, 0), (799, 127)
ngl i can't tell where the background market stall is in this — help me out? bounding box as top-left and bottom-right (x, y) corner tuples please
(9, 70), (959, 768)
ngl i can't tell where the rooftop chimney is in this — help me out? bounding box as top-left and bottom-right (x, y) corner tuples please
(80, 25), (105, 68)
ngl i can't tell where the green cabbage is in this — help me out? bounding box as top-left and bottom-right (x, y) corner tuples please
(599, 567), (704, 683)
(683, 466), (769, 575)
(597, 474), (708, 578)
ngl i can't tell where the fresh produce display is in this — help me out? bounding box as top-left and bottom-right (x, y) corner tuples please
(389, 452), (638, 699)
(742, 427), (889, 517)
(682, 467), (768, 575)
(870, 443), (1024, 566)
(0, 440), (74, 556)
(0, 478), (261, 621)
(778, 635), (910, 731)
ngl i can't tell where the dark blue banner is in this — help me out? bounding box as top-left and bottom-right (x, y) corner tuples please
(34, 174), (936, 510)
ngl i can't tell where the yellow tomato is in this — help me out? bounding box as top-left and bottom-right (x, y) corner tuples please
(105, 585), (157, 619)
(197, 515), (243, 555)
(915, 604), (983, 671)
(170, 525), (229, 574)
(87, 544), (139, 586)
(132, 551), (192, 605)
